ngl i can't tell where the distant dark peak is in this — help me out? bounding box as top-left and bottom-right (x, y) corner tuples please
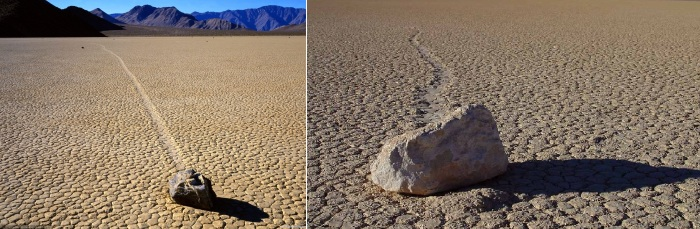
(129, 4), (155, 12)
(162, 7), (183, 14)
(126, 5), (150, 13)
(129, 5), (156, 20)
(90, 7), (123, 24)
(90, 8), (105, 14)
(62, 5), (122, 31)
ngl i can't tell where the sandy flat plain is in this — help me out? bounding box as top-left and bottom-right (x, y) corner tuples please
(308, 0), (700, 227)
(0, 36), (305, 228)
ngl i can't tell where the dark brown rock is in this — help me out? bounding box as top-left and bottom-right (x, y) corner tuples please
(169, 169), (216, 210)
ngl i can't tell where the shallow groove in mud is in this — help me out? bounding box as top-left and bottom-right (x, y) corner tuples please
(100, 44), (185, 170)
(410, 30), (454, 124)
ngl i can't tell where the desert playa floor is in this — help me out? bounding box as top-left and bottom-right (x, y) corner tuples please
(0, 36), (305, 228)
(308, 0), (700, 227)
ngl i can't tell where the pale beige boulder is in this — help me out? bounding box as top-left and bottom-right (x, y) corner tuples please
(370, 105), (508, 195)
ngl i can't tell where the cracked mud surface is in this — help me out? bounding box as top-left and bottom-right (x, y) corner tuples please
(307, 0), (700, 227)
(0, 37), (305, 228)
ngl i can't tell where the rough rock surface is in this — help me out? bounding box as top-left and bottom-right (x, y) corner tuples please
(169, 169), (217, 210)
(371, 105), (508, 195)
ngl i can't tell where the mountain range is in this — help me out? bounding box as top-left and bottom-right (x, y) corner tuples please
(109, 5), (306, 31)
(0, 0), (104, 37)
(191, 6), (306, 31)
(0, 0), (305, 37)
(114, 5), (244, 30)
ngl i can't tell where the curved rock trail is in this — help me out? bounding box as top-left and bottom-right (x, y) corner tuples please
(100, 44), (186, 170)
(410, 30), (455, 125)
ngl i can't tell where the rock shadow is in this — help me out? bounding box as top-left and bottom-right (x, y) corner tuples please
(213, 198), (269, 222)
(486, 159), (700, 196)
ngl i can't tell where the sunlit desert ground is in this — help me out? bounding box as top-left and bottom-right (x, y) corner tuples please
(0, 36), (305, 228)
(308, 0), (700, 227)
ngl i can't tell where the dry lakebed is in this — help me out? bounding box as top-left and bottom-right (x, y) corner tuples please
(307, 0), (700, 228)
(0, 36), (306, 228)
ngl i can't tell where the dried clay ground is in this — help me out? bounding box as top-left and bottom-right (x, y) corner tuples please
(0, 36), (305, 228)
(308, 0), (700, 228)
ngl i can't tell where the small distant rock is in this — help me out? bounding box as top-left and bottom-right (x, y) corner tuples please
(81, 47), (84, 49)
(370, 104), (508, 195)
(169, 169), (217, 210)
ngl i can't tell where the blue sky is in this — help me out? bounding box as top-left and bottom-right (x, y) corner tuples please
(47, 0), (306, 14)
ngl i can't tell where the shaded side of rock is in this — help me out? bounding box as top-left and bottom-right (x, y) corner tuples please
(370, 104), (508, 195)
(169, 169), (216, 210)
